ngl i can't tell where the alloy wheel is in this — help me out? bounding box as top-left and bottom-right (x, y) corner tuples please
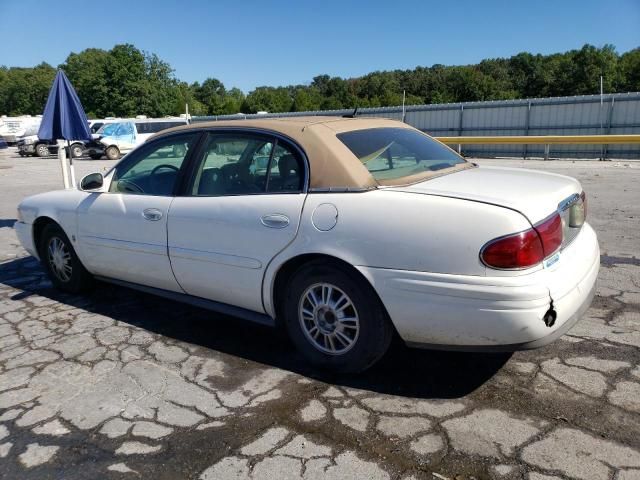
(47, 236), (72, 282)
(298, 282), (360, 355)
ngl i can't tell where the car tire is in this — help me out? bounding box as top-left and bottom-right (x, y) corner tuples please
(283, 260), (393, 373)
(39, 223), (93, 293)
(89, 154), (103, 160)
(105, 146), (120, 160)
(35, 143), (49, 157)
(70, 143), (84, 158)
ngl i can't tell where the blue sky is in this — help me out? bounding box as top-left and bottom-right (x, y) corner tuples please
(1, 0), (638, 92)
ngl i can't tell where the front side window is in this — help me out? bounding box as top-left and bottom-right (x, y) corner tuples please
(191, 133), (304, 196)
(109, 133), (197, 196)
(337, 127), (466, 184)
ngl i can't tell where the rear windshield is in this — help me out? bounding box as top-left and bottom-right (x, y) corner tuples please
(337, 127), (465, 183)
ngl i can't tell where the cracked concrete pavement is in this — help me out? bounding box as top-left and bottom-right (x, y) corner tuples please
(0, 149), (639, 479)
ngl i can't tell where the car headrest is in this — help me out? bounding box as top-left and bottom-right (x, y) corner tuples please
(278, 154), (298, 179)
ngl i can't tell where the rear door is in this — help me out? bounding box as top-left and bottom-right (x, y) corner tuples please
(167, 131), (307, 312)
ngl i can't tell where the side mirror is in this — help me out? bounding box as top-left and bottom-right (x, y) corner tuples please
(80, 172), (104, 191)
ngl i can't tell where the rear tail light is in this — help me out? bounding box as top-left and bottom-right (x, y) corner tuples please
(481, 212), (563, 270)
(481, 229), (544, 269)
(534, 213), (563, 256)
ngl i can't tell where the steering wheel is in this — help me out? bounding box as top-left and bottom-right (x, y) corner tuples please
(117, 179), (144, 193)
(151, 164), (180, 175)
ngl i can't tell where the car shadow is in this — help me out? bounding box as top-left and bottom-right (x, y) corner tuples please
(0, 256), (511, 400)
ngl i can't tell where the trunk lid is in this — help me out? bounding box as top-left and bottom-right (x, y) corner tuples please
(387, 165), (582, 224)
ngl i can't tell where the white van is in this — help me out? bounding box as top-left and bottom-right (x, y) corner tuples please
(94, 117), (188, 160)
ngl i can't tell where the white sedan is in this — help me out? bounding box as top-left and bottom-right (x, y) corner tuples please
(15, 117), (599, 372)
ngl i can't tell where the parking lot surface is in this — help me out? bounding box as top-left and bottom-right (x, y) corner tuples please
(0, 149), (639, 480)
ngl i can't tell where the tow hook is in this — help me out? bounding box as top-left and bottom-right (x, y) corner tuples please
(543, 302), (557, 328)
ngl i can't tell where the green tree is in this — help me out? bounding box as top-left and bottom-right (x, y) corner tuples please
(244, 86), (292, 113)
(618, 48), (640, 91)
(0, 63), (55, 115)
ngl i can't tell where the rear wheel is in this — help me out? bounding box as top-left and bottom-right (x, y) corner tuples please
(105, 146), (120, 160)
(39, 223), (93, 293)
(283, 260), (393, 373)
(35, 143), (49, 157)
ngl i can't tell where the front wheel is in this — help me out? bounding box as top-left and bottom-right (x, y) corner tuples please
(105, 146), (120, 160)
(39, 223), (93, 293)
(283, 261), (393, 373)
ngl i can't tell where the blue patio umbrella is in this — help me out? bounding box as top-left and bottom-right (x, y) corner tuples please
(38, 70), (92, 188)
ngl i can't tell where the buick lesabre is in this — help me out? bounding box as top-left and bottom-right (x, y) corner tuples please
(15, 117), (599, 372)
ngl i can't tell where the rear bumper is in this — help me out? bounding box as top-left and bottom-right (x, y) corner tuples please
(358, 223), (599, 350)
(14, 221), (38, 259)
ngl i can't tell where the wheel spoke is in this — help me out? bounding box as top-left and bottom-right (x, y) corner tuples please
(307, 290), (319, 308)
(327, 334), (337, 352)
(308, 326), (320, 339)
(335, 331), (350, 347)
(338, 317), (358, 328)
(333, 293), (349, 310)
(321, 285), (331, 304)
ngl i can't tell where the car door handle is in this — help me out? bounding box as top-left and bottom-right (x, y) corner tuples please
(261, 214), (290, 229)
(142, 208), (163, 221)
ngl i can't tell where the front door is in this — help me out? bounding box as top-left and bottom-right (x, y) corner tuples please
(168, 132), (307, 312)
(76, 132), (200, 291)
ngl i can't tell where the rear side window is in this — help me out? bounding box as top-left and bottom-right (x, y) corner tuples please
(337, 127), (465, 183)
(190, 134), (304, 196)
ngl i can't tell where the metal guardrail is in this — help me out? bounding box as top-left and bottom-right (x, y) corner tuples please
(434, 134), (640, 160)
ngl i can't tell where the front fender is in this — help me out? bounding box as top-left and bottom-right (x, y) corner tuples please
(17, 190), (91, 260)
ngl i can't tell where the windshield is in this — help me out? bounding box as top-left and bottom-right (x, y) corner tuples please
(337, 127), (466, 184)
(98, 123), (119, 136)
(98, 122), (134, 137)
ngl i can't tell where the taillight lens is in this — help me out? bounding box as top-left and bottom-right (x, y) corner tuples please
(481, 229), (544, 269)
(481, 212), (563, 270)
(534, 213), (563, 256)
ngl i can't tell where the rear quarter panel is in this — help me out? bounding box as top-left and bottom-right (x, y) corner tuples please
(262, 189), (532, 315)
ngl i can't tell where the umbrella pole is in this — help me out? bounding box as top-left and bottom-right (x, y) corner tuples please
(67, 140), (76, 188)
(58, 143), (70, 189)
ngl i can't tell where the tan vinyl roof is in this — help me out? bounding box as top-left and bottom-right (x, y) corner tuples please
(156, 116), (454, 189)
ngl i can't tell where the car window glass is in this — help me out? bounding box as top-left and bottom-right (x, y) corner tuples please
(109, 133), (197, 196)
(337, 127), (465, 183)
(191, 134), (304, 196)
(192, 135), (272, 196)
(115, 122), (134, 136)
(265, 143), (304, 193)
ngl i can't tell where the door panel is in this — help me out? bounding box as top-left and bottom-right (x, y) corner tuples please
(168, 194), (305, 312)
(77, 193), (181, 291)
(76, 132), (199, 291)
